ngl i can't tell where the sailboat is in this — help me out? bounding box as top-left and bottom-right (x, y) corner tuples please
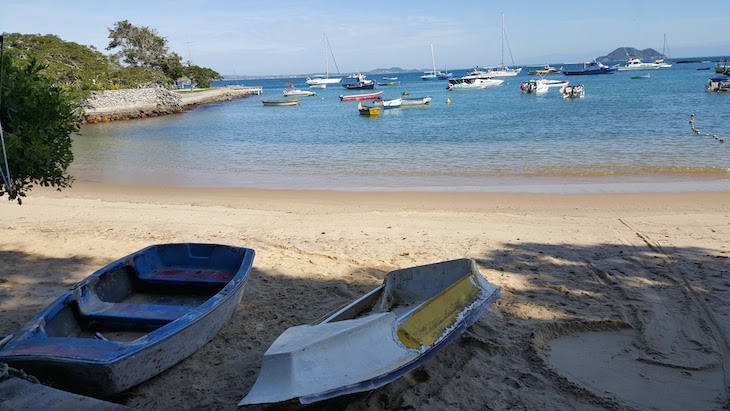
(306, 34), (342, 88)
(654, 34), (672, 68)
(480, 13), (521, 77)
(420, 44), (452, 80)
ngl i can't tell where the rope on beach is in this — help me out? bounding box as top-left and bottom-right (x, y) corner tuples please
(0, 362), (40, 384)
(689, 113), (726, 144)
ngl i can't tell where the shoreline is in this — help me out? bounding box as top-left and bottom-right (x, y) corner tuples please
(2, 181), (729, 410)
(31, 180), (730, 213)
(82, 87), (261, 123)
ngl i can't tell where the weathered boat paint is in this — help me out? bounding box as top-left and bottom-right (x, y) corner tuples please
(0, 243), (255, 397)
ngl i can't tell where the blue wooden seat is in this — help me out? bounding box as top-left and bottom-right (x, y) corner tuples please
(84, 303), (195, 328)
(138, 268), (233, 287)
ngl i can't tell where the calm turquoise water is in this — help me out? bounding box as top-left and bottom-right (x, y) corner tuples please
(72, 61), (730, 192)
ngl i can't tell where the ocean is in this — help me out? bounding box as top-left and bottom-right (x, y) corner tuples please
(71, 61), (730, 193)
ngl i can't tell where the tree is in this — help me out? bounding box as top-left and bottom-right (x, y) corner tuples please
(106, 20), (169, 69)
(0, 55), (81, 204)
(184, 63), (222, 89)
(4, 33), (120, 96)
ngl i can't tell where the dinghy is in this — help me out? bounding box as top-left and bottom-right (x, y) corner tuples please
(240, 258), (500, 406)
(0, 243), (255, 397)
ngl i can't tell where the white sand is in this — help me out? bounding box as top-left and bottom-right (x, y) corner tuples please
(1, 183), (728, 410)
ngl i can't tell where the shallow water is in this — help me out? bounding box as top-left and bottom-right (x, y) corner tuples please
(72, 61), (730, 192)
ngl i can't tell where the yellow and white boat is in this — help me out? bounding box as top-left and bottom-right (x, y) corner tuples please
(357, 102), (381, 116)
(240, 259), (500, 406)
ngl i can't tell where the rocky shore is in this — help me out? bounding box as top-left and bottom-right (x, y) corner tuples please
(82, 87), (260, 123)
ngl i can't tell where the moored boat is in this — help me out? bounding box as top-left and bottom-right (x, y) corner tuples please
(0, 243), (255, 397)
(306, 34), (342, 87)
(447, 73), (503, 90)
(420, 44), (453, 80)
(477, 13), (522, 77)
(528, 64), (562, 75)
(617, 58), (661, 71)
(707, 77), (730, 92)
(716, 61), (730, 75)
(263, 99), (298, 106)
(283, 89), (316, 97)
(357, 102), (381, 116)
(373, 97), (402, 109)
(562, 84), (585, 99)
(520, 79), (548, 94)
(339, 91), (383, 101)
(631, 74), (651, 79)
(400, 96), (432, 106)
(239, 258), (500, 406)
(343, 73), (376, 89)
(562, 60), (617, 76)
(377, 81), (401, 86)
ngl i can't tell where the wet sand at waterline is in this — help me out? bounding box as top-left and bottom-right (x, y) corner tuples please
(1, 182), (728, 410)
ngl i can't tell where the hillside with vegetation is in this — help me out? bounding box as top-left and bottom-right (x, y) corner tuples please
(596, 47), (664, 63)
(4, 21), (221, 100)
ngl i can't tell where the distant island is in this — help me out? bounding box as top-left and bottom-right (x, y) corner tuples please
(596, 47), (664, 63)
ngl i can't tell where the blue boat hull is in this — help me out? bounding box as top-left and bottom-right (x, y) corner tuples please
(0, 243), (255, 397)
(563, 67), (617, 76)
(343, 82), (375, 90)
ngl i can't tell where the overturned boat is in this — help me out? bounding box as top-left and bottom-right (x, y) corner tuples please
(240, 258), (500, 406)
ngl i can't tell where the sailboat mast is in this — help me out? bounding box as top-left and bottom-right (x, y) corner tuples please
(501, 13), (504, 69)
(324, 34), (329, 79)
(431, 44), (436, 73)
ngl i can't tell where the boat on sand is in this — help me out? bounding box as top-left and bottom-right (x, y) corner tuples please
(0, 243), (255, 397)
(240, 258), (500, 406)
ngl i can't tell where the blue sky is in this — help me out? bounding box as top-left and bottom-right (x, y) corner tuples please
(2, 0), (729, 76)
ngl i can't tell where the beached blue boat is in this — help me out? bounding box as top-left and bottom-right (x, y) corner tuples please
(240, 259), (500, 406)
(563, 60), (618, 76)
(0, 243), (255, 397)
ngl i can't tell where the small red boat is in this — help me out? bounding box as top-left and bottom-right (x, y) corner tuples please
(339, 91), (383, 101)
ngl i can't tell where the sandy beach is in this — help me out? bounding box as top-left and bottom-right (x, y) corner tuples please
(1, 182), (729, 410)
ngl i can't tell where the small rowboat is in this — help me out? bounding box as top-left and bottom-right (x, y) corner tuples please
(0, 243), (255, 397)
(377, 81), (401, 86)
(283, 89), (316, 97)
(339, 91), (383, 101)
(401, 96), (432, 106)
(262, 99), (298, 106)
(631, 74), (651, 79)
(240, 259), (500, 406)
(373, 97), (402, 109)
(358, 102), (381, 116)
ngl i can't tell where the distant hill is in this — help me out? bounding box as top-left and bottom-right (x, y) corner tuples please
(597, 47), (664, 63)
(366, 67), (420, 75)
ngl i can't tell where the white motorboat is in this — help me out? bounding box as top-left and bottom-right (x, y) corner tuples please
(520, 79), (567, 95)
(447, 75), (503, 90)
(373, 97), (402, 109)
(562, 85), (585, 99)
(617, 58), (661, 71)
(283, 89), (317, 97)
(306, 34), (342, 87)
